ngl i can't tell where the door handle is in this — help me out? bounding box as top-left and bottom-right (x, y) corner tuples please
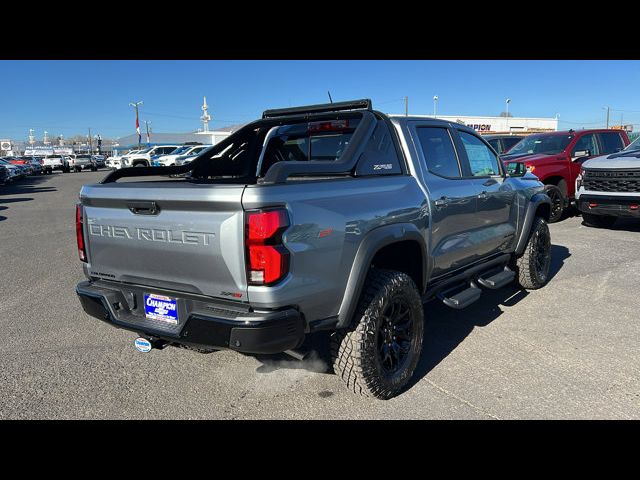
(483, 178), (498, 186)
(434, 197), (449, 208)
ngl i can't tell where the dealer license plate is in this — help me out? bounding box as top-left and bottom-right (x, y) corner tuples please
(144, 293), (178, 325)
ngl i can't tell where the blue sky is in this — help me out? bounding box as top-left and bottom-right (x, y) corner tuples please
(1, 60), (639, 141)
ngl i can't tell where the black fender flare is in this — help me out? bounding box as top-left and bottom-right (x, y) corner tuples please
(336, 223), (428, 329)
(515, 192), (552, 255)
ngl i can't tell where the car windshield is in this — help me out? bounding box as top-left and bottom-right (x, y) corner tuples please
(624, 136), (640, 151)
(507, 134), (574, 156)
(168, 146), (190, 155)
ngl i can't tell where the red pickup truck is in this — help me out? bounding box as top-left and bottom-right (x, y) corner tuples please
(501, 129), (630, 222)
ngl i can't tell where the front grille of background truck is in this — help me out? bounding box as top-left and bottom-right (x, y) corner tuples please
(583, 170), (640, 193)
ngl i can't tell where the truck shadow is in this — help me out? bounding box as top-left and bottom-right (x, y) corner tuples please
(604, 218), (640, 233)
(0, 175), (56, 197)
(404, 243), (570, 393)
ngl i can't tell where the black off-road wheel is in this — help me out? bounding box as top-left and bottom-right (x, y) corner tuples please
(330, 269), (424, 400)
(582, 212), (617, 229)
(513, 216), (551, 289)
(545, 184), (566, 223)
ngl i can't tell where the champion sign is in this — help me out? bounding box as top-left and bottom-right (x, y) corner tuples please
(469, 124), (492, 132)
(144, 293), (178, 324)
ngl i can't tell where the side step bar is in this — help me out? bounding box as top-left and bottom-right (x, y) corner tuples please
(437, 266), (516, 309)
(438, 286), (482, 310)
(476, 268), (516, 290)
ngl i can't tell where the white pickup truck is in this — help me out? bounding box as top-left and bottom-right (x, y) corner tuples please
(576, 135), (640, 228)
(41, 154), (70, 174)
(120, 145), (180, 168)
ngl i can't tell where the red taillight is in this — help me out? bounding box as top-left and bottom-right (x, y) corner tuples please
(76, 203), (87, 262)
(248, 210), (288, 241)
(308, 119), (349, 133)
(246, 209), (289, 285)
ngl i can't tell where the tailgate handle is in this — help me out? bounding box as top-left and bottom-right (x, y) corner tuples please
(127, 201), (160, 215)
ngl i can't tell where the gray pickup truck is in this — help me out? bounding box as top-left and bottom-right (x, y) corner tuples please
(75, 99), (552, 399)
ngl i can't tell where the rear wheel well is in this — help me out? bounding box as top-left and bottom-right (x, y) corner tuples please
(132, 160), (148, 167)
(370, 241), (423, 293)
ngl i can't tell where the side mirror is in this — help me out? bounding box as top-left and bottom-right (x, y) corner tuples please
(571, 150), (590, 162)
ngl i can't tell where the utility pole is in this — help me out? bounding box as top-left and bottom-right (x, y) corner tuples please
(88, 128), (92, 154)
(404, 96), (408, 117)
(604, 106), (610, 129)
(144, 120), (152, 144)
(129, 100), (144, 149)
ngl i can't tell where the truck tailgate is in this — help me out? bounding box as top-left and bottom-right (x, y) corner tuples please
(80, 182), (248, 301)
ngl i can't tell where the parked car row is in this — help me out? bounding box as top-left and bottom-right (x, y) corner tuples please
(0, 156), (43, 183)
(0, 154), (109, 183)
(105, 144), (212, 170)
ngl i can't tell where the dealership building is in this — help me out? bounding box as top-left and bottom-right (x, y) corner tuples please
(403, 115), (559, 134)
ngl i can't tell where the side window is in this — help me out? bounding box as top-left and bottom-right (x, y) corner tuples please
(458, 131), (501, 176)
(503, 137), (522, 152)
(487, 138), (502, 153)
(572, 134), (598, 156)
(598, 132), (624, 154)
(415, 127), (461, 178)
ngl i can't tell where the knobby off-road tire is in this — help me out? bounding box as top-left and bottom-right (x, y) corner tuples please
(330, 269), (424, 400)
(514, 216), (551, 290)
(582, 212), (617, 229)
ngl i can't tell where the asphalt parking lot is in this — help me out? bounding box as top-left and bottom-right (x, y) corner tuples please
(1, 171), (639, 419)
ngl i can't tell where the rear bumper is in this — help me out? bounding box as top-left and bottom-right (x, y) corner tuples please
(76, 280), (305, 354)
(578, 194), (640, 218)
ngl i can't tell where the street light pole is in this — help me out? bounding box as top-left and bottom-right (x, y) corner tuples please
(404, 96), (408, 117)
(505, 98), (511, 132)
(604, 106), (610, 129)
(433, 95), (439, 118)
